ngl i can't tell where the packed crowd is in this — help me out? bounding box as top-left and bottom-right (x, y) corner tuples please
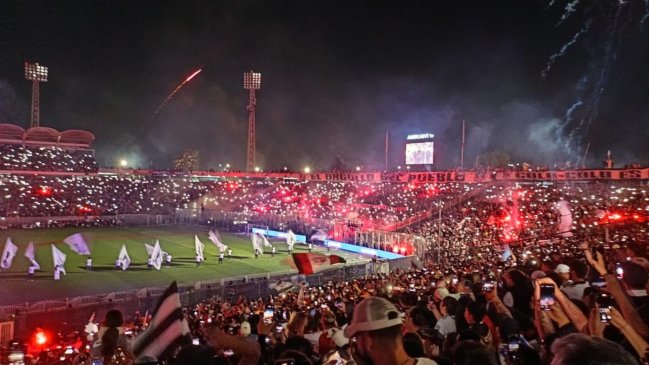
(407, 182), (649, 251)
(0, 175), (273, 219)
(0, 145), (98, 173)
(17, 222), (649, 365)
(233, 181), (478, 229)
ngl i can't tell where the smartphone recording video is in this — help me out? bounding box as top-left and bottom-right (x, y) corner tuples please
(597, 293), (614, 323)
(264, 307), (274, 324)
(482, 281), (495, 293)
(539, 283), (555, 311)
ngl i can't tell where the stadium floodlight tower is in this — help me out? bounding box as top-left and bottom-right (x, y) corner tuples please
(24, 62), (48, 128)
(243, 70), (261, 172)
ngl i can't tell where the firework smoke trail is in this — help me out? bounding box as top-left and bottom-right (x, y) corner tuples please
(152, 68), (202, 119)
(564, 1), (631, 153)
(557, 0), (580, 26)
(541, 21), (591, 80)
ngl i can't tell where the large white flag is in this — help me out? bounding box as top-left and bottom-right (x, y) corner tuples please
(63, 233), (91, 255)
(118, 244), (131, 270)
(261, 234), (273, 248)
(1, 238), (18, 269)
(251, 233), (264, 254)
(194, 235), (205, 261)
(311, 229), (328, 242)
(151, 240), (163, 270)
(145, 243), (155, 256)
(286, 230), (296, 250)
(24, 242), (40, 270)
(51, 244), (67, 275)
(208, 230), (227, 252)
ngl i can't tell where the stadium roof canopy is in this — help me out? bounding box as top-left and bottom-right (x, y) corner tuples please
(0, 123), (95, 148)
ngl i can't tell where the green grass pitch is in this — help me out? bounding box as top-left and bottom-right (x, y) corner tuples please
(0, 226), (365, 305)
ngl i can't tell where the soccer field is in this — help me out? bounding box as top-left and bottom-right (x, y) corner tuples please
(0, 226), (365, 305)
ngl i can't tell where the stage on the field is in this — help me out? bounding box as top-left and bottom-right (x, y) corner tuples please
(0, 226), (368, 305)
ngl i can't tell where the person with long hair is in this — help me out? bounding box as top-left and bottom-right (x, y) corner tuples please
(91, 310), (133, 365)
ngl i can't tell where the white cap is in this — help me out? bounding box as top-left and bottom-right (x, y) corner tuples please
(555, 264), (570, 274)
(343, 297), (402, 338)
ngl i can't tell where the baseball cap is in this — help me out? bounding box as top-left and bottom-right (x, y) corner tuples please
(555, 264), (570, 274)
(343, 297), (403, 338)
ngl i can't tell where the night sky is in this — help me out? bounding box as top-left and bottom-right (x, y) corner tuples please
(0, 0), (647, 170)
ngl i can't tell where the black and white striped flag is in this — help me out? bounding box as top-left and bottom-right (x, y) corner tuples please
(132, 281), (191, 363)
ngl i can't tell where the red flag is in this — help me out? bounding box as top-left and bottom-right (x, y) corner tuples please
(292, 253), (346, 275)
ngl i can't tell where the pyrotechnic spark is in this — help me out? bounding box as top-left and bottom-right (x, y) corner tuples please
(152, 68), (202, 119)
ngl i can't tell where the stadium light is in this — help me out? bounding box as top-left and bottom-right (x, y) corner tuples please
(24, 62), (48, 128)
(119, 159), (128, 167)
(243, 71), (262, 172)
(254, 166), (260, 172)
(304, 167), (311, 174)
(355, 166), (361, 171)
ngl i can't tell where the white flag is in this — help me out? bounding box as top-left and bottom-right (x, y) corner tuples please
(51, 244), (67, 275)
(1, 238), (18, 269)
(286, 230), (296, 250)
(24, 242), (40, 270)
(252, 233), (264, 254)
(262, 234), (273, 248)
(311, 229), (328, 242)
(63, 233), (91, 255)
(118, 244), (131, 270)
(208, 230), (227, 252)
(145, 243), (155, 256)
(194, 235), (205, 261)
(151, 240), (163, 270)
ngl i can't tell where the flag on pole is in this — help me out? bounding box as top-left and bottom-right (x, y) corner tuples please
(63, 233), (92, 255)
(291, 253), (346, 275)
(252, 233), (264, 254)
(194, 235), (205, 261)
(145, 243), (155, 257)
(24, 242), (40, 270)
(132, 281), (191, 363)
(261, 234), (273, 248)
(1, 238), (18, 269)
(51, 244), (67, 275)
(118, 244), (131, 270)
(208, 230), (228, 252)
(151, 240), (163, 270)
(311, 229), (329, 242)
(286, 230), (296, 250)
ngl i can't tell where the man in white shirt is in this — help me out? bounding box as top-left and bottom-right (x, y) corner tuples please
(219, 251), (224, 264)
(28, 265), (36, 281)
(86, 257), (92, 272)
(54, 266), (61, 281)
(196, 254), (203, 267)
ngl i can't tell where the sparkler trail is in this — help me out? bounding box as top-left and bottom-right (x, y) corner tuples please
(541, 21), (591, 80)
(152, 68), (202, 119)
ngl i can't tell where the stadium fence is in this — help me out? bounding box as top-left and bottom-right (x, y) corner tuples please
(1, 256), (414, 337)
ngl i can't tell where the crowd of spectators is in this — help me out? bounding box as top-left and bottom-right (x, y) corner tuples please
(0, 145), (98, 173)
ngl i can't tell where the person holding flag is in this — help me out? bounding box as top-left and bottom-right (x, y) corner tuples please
(219, 251), (224, 264)
(27, 264), (36, 280)
(51, 244), (67, 279)
(272, 246), (276, 257)
(117, 244), (131, 271)
(1, 237), (18, 271)
(25, 242), (40, 270)
(86, 257), (92, 272)
(194, 235), (205, 266)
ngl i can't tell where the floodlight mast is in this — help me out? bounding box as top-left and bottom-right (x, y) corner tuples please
(24, 62), (48, 128)
(243, 71), (261, 172)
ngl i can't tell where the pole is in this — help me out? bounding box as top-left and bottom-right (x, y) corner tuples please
(460, 120), (465, 170)
(384, 130), (389, 171)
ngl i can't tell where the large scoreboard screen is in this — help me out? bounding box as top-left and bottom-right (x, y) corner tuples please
(405, 141), (434, 165)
